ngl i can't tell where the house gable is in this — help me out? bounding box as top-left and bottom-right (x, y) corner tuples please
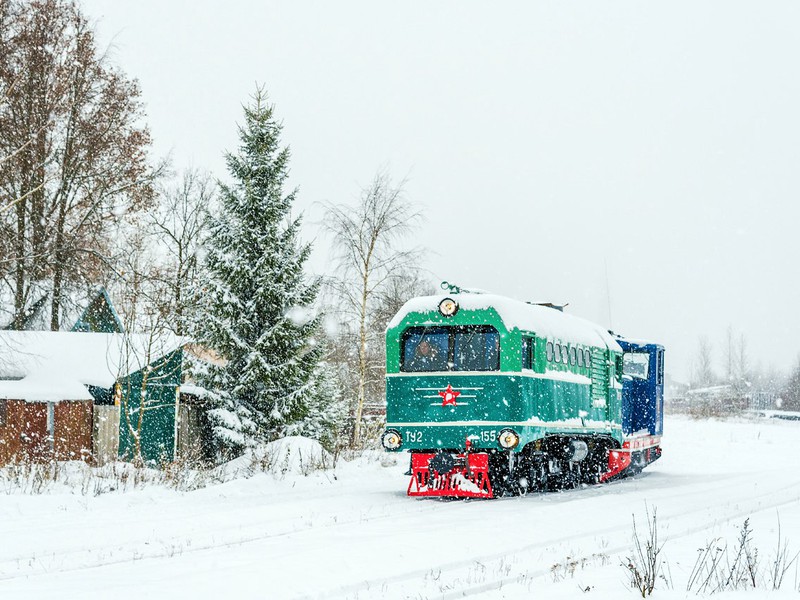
(71, 289), (124, 334)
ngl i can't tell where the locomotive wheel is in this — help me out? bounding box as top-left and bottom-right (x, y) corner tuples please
(488, 439), (618, 497)
(510, 455), (536, 496)
(519, 453), (549, 494)
(487, 451), (516, 497)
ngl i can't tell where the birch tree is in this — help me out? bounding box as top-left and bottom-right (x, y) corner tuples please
(148, 169), (214, 335)
(116, 291), (180, 465)
(324, 172), (421, 445)
(692, 336), (716, 388)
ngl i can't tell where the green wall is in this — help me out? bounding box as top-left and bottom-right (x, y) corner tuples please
(118, 348), (183, 464)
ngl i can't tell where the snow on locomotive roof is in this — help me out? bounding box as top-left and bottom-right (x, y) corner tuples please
(388, 294), (621, 351)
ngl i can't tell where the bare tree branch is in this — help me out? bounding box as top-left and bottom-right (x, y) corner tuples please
(322, 170), (425, 445)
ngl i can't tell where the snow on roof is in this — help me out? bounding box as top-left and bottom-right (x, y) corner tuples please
(0, 331), (183, 402)
(387, 293), (621, 351)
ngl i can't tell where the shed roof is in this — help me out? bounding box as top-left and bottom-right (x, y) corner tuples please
(388, 293), (621, 351)
(0, 331), (183, 402)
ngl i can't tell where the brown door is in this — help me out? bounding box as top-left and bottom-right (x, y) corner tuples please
(54, 401), (93, 461)
(21, 403), (50, 461)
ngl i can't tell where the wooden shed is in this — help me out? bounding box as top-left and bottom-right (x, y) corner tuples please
(0, 330), (183, 466)
(0, 398), (93, 463)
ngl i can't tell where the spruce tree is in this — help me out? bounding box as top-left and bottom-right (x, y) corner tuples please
(197, 89), (324, 452)
(784, 357), (800, 411)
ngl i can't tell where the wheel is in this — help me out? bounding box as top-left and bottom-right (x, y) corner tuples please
(488, 451), (517, 497)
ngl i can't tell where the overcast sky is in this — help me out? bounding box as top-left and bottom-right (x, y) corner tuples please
(82, 0), (800, 382)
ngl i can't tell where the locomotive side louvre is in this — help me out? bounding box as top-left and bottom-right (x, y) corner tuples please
(382, 293), (663, 498)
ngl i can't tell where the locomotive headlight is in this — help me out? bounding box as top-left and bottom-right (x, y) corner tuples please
(381, 429), (402, 450)
(438, 298), (459, 317)
(498, 428), (520, 449)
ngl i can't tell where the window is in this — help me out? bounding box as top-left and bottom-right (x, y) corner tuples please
(402, 326), (450, 372)
(584, 349), (592, 368)
(521, 336), (534, 370)
(454, 327), (500, 371)
(569, 346), (577, 366)
(577, 348), (584, 367)
(657, 350), (664, 384)
(546, 341), (554, 362)
(0, 399), (6, 427)
(555, 343), (564, 363)
(401, 325), (500, 372)
(623, 352), (650, 380)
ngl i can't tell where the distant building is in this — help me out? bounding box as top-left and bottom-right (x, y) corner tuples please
(0, 290), (185, 465)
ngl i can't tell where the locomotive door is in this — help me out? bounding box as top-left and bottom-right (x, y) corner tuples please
(590, 348), (609, 417)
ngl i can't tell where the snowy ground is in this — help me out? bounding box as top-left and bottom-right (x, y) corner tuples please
(2, 416), (800, 599)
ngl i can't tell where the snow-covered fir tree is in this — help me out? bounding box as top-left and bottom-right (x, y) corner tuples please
(295, 359), (348, 452)
(195, 89), (329, 454)
(783, 356), (800, 411)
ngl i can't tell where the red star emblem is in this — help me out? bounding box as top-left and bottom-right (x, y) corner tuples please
(438, 384), (461, 406)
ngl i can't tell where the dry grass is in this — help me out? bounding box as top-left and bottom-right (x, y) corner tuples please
(623, 506), (669, 597)
(687, 517), (798, 594)
(0, 441), (338, 496)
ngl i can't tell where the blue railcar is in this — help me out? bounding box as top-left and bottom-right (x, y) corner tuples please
(617, 336), (665, 438)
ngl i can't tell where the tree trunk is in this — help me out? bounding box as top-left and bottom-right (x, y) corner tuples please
(352, 272), (369, 446)
(50, 195), (68, 331)
(12, 192), (26, 328)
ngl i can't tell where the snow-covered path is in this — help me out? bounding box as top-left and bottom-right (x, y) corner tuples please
(2, 416), (800, 599)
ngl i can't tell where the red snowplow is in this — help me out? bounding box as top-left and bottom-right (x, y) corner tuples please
(407, 445), (494, 499)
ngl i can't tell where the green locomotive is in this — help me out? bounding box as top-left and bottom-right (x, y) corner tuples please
(381, 288), (662, 498)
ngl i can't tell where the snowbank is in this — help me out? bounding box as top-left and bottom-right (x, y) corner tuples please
(216, 435), (332, 480)
(262, 436), (330, 473)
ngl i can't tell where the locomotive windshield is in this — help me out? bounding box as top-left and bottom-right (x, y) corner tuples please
(401, 325), (500, 372)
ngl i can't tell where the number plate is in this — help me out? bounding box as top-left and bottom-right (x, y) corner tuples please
(479, 430), (497, 443)
(405, 430), (423, 443)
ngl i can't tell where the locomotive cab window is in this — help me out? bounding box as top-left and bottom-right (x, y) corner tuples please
(401, 325), (500, 372)
(454, 327), (500, 371)
(401, 326), (450, 372)
(623, 352), (650, 380)
(521, 336), (534, 370)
